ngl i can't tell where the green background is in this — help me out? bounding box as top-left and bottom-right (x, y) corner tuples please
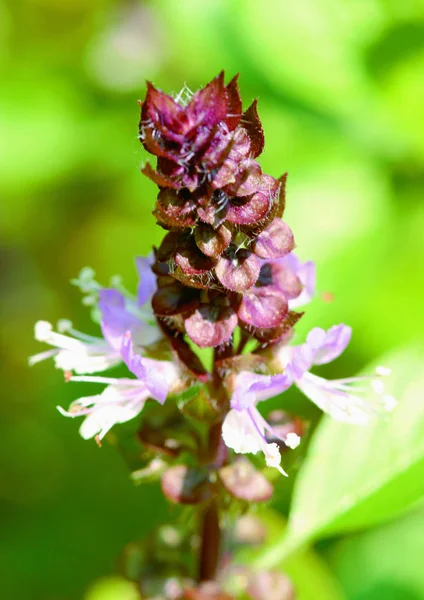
(1, 0), (424, 598)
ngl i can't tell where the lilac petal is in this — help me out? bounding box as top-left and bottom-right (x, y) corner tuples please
(231, 371), (273, 410)
(254, 370), (294, 402)
(215, 248), (261, 292)
(184, 303), (238, 348)
(194, 223), (232, 257)
(290, 344), (315, 378)
(121, 333), (175, 403)
(307, 324), (352, 365)
(282, 254), (316, 309)
(238, 286), (288, 329)
(242, 100), (264, 158)
(99, 289), (141, 351)
(264, 261), (303, 299)
(135, 255), (157, 307)
(231, 370), (293, 411)
(253, 219), (294, 259)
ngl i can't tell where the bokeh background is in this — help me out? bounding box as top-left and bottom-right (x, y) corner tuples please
(1, 0), (424, 598)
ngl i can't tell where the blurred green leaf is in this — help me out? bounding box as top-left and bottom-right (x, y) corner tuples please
(326, 506), (424, 600)
(254, 344), (424, 567)
(85, 576), (139, 600)
(236, 510), (347, 600)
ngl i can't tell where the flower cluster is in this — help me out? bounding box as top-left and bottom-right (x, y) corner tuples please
(223, 324), (396, 473)
(31, 73), (396, 479)
(30, 258), (181, 441)
(140, 72), (307, 348)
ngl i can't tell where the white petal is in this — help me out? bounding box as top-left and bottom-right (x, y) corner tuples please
(79, 402), (144, 440)
(222, 409), (263, 455)
(54, 349), (121, 374)
(297, 375), (371, 425)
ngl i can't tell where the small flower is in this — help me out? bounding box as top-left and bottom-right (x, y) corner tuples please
(30, 256), (161, 374)
(58, 377), (152, 440)
(270, 324), (397, 425)
(58, 332), (180, 440)
(29, 320), (122, 374)
(222, 370), (297, 474)
(281, 253), (316, 310)
(286, 325), (397, 424)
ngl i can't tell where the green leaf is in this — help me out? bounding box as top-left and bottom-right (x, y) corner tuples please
(175, 383), (218, 422)
(85, 576), (139, 600)
(254, 344), (424, 568)
(236, 510), (347, 600)
(326, 505), (424, 600)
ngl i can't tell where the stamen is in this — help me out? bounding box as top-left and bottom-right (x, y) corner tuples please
(285, 432), (301, 449)
(71, 267), (101, 294)
(382, 395), (397, 412)
(34, 321), (54, 342)
(70, 375), (141, 386)
(371, 379), (385, 395)
(57, 319), (73, 333)
(28, 348), (59, 365)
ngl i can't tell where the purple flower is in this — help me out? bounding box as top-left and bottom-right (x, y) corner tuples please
(225, 324), (397, 470)
(285, 325), (397, 424)
(57, 376), (153, 440)
(57, 332), (180, 440)
(121, 332), (178, 404)
(222, 370), (300, 474)
(280, 253), (316, 309)
(29, 320), (122, 374)
(30, 256), (161, 374)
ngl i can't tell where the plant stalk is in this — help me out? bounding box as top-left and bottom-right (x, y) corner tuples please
(199, 498), (221, 581)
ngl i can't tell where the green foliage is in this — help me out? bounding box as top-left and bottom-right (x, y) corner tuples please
(326, 506), (424, 600)
(255, 344), (424, 568)
(1, 0), (424, 597)
(236, 510), (347, 600)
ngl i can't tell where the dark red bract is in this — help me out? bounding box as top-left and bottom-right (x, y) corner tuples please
(139, 73), (303, 348)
